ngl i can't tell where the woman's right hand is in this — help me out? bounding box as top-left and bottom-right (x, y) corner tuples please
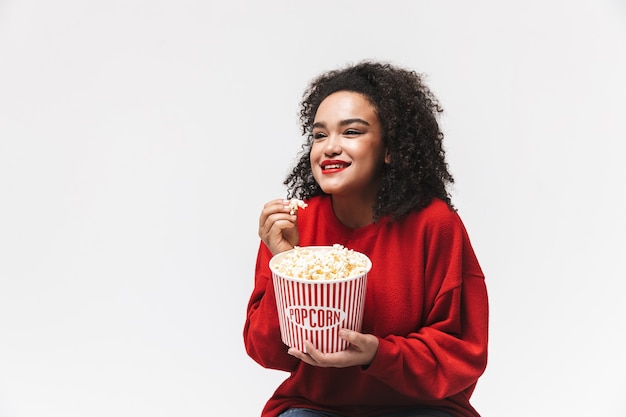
(258, 199), (300, 255)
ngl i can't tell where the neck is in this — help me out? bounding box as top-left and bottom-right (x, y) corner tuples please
(330, 195), (376, 229)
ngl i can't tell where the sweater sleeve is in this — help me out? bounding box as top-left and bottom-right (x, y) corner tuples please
(365, 212), (489, 400)
(243, 241), (300, 372)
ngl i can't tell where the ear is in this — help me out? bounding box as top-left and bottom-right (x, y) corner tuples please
(384, 148), (391, 164)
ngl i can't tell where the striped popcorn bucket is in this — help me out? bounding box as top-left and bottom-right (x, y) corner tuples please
(269, 246), (371, 353)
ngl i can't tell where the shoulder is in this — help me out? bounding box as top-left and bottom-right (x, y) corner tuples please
(421, 198), (456, 217)
(407, 198), (461, 227)
(395, 199), (467, 243)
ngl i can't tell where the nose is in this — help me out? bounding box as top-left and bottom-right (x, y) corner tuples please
(323, 133), (342, 156)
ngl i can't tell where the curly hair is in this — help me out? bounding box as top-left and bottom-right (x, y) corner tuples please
(284, 60), (455, 221)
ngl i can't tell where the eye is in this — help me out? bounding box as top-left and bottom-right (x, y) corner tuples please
(344, 129), (361, 136)
(313, 131), (327, 140)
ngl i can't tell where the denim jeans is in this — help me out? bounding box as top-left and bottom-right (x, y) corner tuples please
(277, 408), (456, 417)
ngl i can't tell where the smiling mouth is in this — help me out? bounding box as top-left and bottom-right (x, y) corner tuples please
(323, 163), (347, 170)
(321, 160), (351, 171)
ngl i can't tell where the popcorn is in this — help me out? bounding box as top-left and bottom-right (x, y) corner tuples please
(288, 198), (308, 215)
(272, 244), (369, 281)
(270, 245), (372, 352)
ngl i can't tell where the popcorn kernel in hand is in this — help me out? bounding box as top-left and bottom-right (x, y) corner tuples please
(289, 199), (308, 215)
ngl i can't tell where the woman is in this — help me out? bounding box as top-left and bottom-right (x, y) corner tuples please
(244, 61), (488, 417)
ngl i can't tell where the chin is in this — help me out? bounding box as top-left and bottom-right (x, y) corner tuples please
(317, 186), (338, 196)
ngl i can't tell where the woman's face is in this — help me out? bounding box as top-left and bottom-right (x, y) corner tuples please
(310, 91), (389, 199)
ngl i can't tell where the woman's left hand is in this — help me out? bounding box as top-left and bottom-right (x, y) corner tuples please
(287, 329), (379, 368)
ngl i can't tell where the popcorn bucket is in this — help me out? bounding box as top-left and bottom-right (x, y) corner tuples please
(269, 246), (371, 353)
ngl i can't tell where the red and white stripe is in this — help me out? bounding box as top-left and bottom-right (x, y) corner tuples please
(272, 272), (368, 353)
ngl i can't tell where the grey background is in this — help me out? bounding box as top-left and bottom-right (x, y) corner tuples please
(1, 0), (625, 416)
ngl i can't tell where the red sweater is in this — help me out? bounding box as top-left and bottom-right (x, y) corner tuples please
(244, 195), (488, 417)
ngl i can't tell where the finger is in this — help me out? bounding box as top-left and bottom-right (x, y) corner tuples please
(259, 210), (296, 241)
(289, 342), (328, 365)
(302, 341), (343, 367)
(287, 346), (317, 366)
(266, 218), (296, 243)
(339, 330), (379, 365)
(259, 199), (291, 227)
(303, 341), (323, 359)
(339, 329), (359, 345)
(287, 346), (304, 358)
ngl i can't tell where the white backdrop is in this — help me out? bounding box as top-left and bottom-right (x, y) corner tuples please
(1, 1), (625, 416)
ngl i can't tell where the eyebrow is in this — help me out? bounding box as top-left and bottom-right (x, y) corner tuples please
(312, 118), (371, 129)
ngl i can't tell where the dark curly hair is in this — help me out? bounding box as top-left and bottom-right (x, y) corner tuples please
(284, 60), (455, 221)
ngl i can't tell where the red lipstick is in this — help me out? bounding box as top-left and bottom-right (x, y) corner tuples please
(320, 159), (351, 174)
